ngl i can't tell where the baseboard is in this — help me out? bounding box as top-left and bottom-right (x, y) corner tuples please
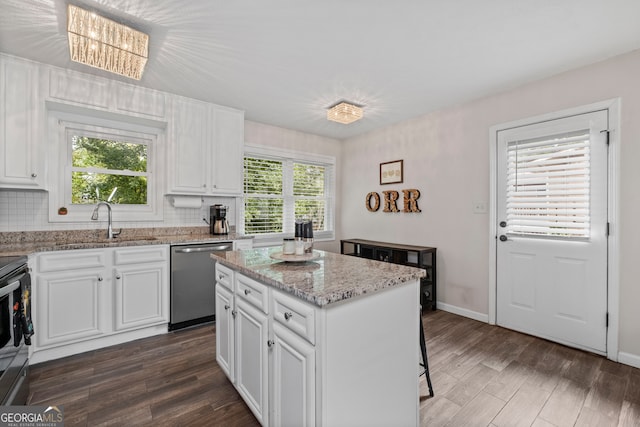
(436, 301), (489, 323)
(618, 352), (640, 369)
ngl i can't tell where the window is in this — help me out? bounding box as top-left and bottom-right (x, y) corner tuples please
(243, 146), (335, 242)
(70, 133), (149, 205)
(506, 130), (591, 239)
(47, 108), (164, 222)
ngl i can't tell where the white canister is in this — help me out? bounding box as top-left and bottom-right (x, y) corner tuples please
(283, 238), (295, 254)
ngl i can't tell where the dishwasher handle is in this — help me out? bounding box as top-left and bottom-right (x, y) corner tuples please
(173, 244), (233, 253)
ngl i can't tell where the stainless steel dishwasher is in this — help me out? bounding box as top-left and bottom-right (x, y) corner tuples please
(170, 242), (233, 331)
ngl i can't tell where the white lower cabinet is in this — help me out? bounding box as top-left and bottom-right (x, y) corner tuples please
(214, 263), (421, 427)
(113, 246), (169, 331)
(271, 322), (316, 427)
(36, 266), (109, 347)
(215, 266), (316, 427)
(33, 245), (169, 363)
(215, 284), (235, 381)
(235, 297), (269, 425)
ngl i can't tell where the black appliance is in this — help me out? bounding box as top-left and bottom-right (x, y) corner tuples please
(0, 255), (32, 405)
(210, 204), (230, 235)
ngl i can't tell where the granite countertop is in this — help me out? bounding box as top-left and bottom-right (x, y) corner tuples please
(212, 247), (426, 307)
(0, 227), (252, 257)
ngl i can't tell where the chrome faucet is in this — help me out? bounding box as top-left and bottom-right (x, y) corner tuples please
(91, 202), (121, 239)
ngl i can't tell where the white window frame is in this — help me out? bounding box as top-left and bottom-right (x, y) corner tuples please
(242, 144), (335, 247)
(47, 107), (164, 222)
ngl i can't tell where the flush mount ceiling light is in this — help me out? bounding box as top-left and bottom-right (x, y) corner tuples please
(67, 4), (149, 80)
(327, 101), (364, 124)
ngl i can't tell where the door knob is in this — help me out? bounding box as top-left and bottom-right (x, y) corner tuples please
(499, 235), (508, 242)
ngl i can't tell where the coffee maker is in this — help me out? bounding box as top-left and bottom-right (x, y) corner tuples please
(210, 204), (230, 235)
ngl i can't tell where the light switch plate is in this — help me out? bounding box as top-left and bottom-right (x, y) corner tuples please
(473, 201), (487, 214)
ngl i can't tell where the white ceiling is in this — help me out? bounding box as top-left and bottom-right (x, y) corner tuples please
(2, 0), (640, 140)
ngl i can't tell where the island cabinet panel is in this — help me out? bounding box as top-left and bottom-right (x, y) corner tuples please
(271, 322), (316, 427)
(235, 297), (269, 426)
(215, 262), (234, 291)
(319, 282), (420, 427)
(215, 284), (235, 381)
(213, 250), (422, 427)
(31, 246), (169, 364)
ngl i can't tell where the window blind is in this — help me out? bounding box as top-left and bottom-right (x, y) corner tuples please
(244, 157), (284, 234)
(506, 130), (591, 238)
(244, 155), (333, 237)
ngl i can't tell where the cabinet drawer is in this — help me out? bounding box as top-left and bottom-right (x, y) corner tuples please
(38, 250), (106, 273)
(235, 274), (268, 314)
(114, 245), (168, 265)
(272, 290), (316, 345)
(215, 263), (233, 290)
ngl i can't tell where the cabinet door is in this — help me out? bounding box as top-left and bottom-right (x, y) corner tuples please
(115, 84), (166, 119)
(235, 297), (269, 426)
(169, 98), (209, 194)
(215, 284), (235, 382)
(48, 68), (110, 108)
(35, 269), (109, 348)
(113, 262), (168, 331)
(211, 107), (244, 195)
(0, 57), (43, 189)
(271, 322), (316, 427)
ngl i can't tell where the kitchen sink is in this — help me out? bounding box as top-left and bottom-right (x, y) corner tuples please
(97, 236), (158, 243)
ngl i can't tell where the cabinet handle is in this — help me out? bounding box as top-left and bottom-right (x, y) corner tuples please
(231, 310), (237, 317)
(115, 274), (121, 280)
(284, 312), (293, 321)
(31, 173), (37, 178)
(267, 340), (274, 348)
(203, 184), (207, 188)
(224, 304), (230, 310)
(97, 276), (103, 282)
(244, 289), (251, 295)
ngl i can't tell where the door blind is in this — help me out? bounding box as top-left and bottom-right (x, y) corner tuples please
(506, 130), (591, 238)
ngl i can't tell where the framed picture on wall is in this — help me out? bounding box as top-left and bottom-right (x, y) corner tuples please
(380, 160), (403, 185)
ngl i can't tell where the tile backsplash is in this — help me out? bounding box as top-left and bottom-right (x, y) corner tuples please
(0, 190), (238, 232)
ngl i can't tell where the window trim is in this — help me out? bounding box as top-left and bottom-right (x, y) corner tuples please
(242, 144), (335, 246)
(47, 107), (164, 223)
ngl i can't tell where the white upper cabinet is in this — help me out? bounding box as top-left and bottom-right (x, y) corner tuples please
(115, 84), (167, 120)
(46, 67), (167, 121)
(211, 107), (245, 195)
(168, 97), (244, 196)
(48, 68), (110, 108)
(0, 56), (45, 189)
(168, 97), (210, 194)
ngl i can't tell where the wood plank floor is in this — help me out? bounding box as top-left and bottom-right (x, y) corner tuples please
(28, 310), (640, 426)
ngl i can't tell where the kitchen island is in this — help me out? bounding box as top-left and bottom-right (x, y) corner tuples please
(212, 247), (426, 427)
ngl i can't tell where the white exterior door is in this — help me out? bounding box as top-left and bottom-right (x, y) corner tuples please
(496, 110), (608, 353)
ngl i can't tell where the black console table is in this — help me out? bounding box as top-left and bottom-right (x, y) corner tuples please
(340, 239), (437, 311)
